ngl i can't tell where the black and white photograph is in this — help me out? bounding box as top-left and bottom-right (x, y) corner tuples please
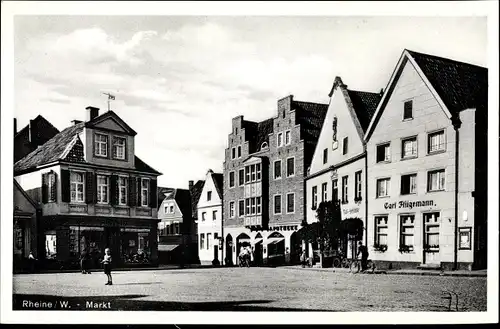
(1, 0), (498, 325)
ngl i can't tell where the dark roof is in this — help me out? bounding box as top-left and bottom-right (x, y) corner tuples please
(211, 173), (224, 200)
(255, 118), (274, 150)
(173, 189), (192, 219)
(346, 90), (382, 132)
(14, 113), (161, 175)
(15, 115), (60, 163)
(14, 179), (40, 210)
(294, 101), (329, 143)
(157, 186), (175, 209)
(408, 50), (488, 115)
(190, 180), (205, 219)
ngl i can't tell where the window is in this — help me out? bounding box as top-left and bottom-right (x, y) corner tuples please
(113, 136), (126, 160)
(355, 171), (362, 200)
(229, 202), (235, 218)
(375, 216), (388, 246)
(403, 100), (413, 120)
(47, 172), (56, 202)
(200, 233), (205, 250)
(401, 174), (417, 195)
(244, 164), (260, 183)
(286, 157), (295, 177)
(256, 163), (261, 181)
(237, 146), (242, 158)
(207, 233), (212, 250)
(175, 223), (180, 235)
(277, 132), (283, 147)
(256, 197), (261, 214)
(312, 186), (318, 209)
(274, 195), (282, 214)
(213, 210), (217, 220)
(70, 172), (85, 203)
(428, 169), (445, 192)
(97, 175), (109, 204)
(229, 172), (235, 188)
(341, 176), (348, 203)
(239, 169), (245, 186)
(170, 205), (174, 213)
(118, 176), (128, 205)
(274, 160), (282, 179)
(376, 178), (390, 198)
(321, 183), (328, 203)
(202, 212), (206, 221)
(428, 130), (446, 153)
(141, 179), (149, 207)
(285, 130), (291, 145)
(459, 227), (472, 250)
(400, 215), (415, 248)
(323, 148), (328, 164)
(231, 147), (236, 159)
(238, 200), (245, 217)
(424, 212), (440, 248)
(245, 166), (250, 183)
(95, 133), (108, 157)
(376, 143), (391, 162)
(286, 193), (295, 213)
(261, 142), (268, 150)
(332, 179), (338, 202)
(245, 199), (250, 215)
(402, 137), (417, 158)
(251, 198), (256, 214)
(342, 137), (348, 155)
(207, 191), (212, 201)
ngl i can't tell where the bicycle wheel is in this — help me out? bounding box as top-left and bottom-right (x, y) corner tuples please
(333, 257), (341, 268)
(350, 260), (360, 273)
(341, 258), (350, 268)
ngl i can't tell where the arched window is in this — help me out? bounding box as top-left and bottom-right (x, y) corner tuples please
(261, 142), (268, 150)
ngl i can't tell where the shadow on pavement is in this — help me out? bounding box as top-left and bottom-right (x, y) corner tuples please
(13, 294), (329, 311)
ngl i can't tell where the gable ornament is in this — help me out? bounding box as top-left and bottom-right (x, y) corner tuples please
(332, 116), (338, 150)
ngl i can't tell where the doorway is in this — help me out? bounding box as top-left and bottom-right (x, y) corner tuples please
(423, 212), (440, 265)
(225, 234), (233, 265)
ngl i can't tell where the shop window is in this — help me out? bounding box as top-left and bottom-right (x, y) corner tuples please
(45, 233), (57, 259)
(427, 169), (445, 192)
(374, 216), (388, 246)
(376, 178), (390, 198)
(401, 174), (417, 195)
(399, 215), (415, 248)
(376, 143), (391, 162)
(402, 137), (418, 158)
(423, 212), (440, 250)
(428, 130), (446, 153)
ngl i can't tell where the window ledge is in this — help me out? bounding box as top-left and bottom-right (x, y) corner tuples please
(376, 160), (392, 164)
(401, 156), (418, 161)
(400, 193), (417, 196)
(426, 189), (446, 194)
(402, 118), (414, 122)
(427, 150), (446, 156)
(376, 195), (390, 199)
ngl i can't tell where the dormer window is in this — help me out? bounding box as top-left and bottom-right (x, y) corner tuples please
(113, 137), (126, 160)
(95, 133), (108, 157)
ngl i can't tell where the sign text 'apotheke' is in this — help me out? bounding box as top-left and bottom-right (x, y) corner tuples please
(384, 200), (435, 210)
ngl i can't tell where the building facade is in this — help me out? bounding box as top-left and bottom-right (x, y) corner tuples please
(196, 170), (223, 265)
(157, 186), (198, 264)
(223, 95), (328, 266)
(14, 106), (161, 269)
(14, 115), (60, 163)
(305, 77), (382, 259)
(364, 50), (487, 270)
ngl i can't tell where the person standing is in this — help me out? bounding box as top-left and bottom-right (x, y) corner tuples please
(357, 241), (369, 272)
(28, 251), (37, 273)
(80, 248), (90, 274)
(101, 248), (113, 285)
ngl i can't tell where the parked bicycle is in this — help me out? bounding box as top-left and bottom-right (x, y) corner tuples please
(349, 258), (375, 274)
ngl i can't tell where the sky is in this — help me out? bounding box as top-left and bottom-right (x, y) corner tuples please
(14, 16), (487, 188)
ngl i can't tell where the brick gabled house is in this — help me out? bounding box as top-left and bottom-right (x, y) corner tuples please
(14, 106), (162, 269)
(223, 95), (328, 266)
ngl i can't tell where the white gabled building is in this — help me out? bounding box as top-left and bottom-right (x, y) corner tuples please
(305, 77), (382, 260)
(196, 169), (223, 265)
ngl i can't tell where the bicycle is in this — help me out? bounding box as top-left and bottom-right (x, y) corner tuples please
(349, 258), (375, 274)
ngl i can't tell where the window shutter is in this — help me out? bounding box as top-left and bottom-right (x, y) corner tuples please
(128, 176), (137, 207)
(85, 172), (94, 204)
(149, 179), (157, 208)
(41, 173), (48, 203)
(50, 173), (57, 202)
(61, 169), (70, 202)
(93, 173), (98, 203)
(110, 175), (118, 205)
(137, 177), (142, 206)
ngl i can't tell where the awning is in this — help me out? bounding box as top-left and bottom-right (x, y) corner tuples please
(158, 244), (179, 252)
(267, 237), (285, 244)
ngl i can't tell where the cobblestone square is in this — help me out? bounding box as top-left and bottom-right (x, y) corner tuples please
(13, 267), (487, 311)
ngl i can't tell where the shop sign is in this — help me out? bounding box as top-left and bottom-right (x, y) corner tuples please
(384, 200), (435, 210)
(342, 207), (360, 215)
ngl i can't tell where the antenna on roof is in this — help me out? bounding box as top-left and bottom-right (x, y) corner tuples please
(101, 92), (115, 112)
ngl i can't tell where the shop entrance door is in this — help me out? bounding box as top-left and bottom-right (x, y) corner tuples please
(423, 212), (441, 265)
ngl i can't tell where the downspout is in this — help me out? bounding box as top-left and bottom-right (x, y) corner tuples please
(364, 150), (368, 248)
(453, 118), (461, 271)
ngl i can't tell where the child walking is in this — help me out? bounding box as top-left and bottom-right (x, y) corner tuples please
(101, 248), (113, 285)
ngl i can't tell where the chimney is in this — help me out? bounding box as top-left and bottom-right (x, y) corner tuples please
(72, 119), (83, 126)
(189, 180), (194, 191)
(28, 119), (34, 143)
(14, 118), (17, 135)
(86, 106), (100, 122)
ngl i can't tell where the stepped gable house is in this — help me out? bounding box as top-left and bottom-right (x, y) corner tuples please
(223, 95), (328, 266)
(14, 106), (162, 267)
(364, 49), (487, 270)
